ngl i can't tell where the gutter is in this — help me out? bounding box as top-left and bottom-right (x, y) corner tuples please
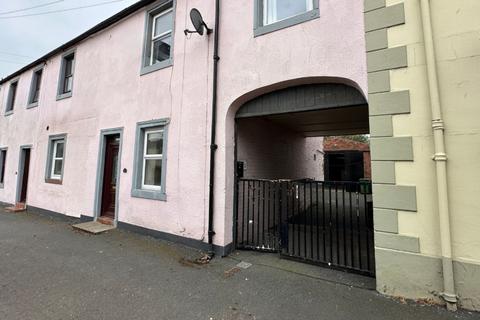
(207, 0), (220, 255)
(419, 0), (457, 311)
(0, 0), (156, 85)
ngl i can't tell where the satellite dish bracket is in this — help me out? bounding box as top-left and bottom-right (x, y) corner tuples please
(184, 8), (212, 36)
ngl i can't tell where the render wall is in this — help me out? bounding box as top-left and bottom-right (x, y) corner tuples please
(0, 0), (368, 253)
(236, 118), (324, 180)
(365, 0), (480, 311)
(218, 0), (368, 250)
(0, 0), (214, 245)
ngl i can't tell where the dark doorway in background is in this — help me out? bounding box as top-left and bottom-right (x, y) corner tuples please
(324, 151), (364, 182)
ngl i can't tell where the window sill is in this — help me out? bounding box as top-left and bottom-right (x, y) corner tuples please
(254, 9), (320, 37)
(131, 188), (166, 201)
(0, 183), (4, 189)
(56, 92), (73, 101)
(27, 102), (38, 109)
(140, 59), (173, 76)
(4, 110), (14, 117)
(45, 178), (63, 185)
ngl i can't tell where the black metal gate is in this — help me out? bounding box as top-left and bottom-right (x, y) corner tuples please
(235, 179), (375, 276)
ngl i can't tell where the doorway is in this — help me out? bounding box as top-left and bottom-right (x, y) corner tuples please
(17, 146), (32, 206)
(95, 129), (123, 225)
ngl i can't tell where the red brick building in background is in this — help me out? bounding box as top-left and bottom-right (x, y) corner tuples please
(323, 137), (371, 181)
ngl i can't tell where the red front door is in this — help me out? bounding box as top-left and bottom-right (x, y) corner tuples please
(100, 135), (120, 219)
(20, 148), (31, 204)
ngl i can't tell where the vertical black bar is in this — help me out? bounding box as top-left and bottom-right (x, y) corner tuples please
(246, 181), (251, 247)
(329, 182), (333, 264)
(356, 183), (362, 271)
(335, 182), (339, 265)
(349, 182), (354, 268)
(316, 182), (320, 261)
(297, 183), (301, 257)
(256, 180), (261, 248)
(364, 187), (370, 273)
(262, 180), (266, 249)
(303, 182), (307, 259)
(240, 180), (245, 246)
(310, 182), (314, 260)
(342, 182), (347, 267)
(322, 182), (326, 262)
(280, 181), (288, 254)
(272, 182), (281, 250)
(266, 181), (270, 249)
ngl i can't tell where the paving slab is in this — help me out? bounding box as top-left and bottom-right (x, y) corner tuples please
(72, 221), (116, 234)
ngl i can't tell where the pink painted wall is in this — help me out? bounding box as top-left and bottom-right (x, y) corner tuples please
(0, 0), (367, 249)
(237, 118), (324, 180)
(217, 0), (368, 247)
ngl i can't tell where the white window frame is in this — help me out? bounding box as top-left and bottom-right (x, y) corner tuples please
(141, 128), (164, 191)
(50, 140), (65, 180)
(263, 0), (313, 26)
(150, 8), (173, 66)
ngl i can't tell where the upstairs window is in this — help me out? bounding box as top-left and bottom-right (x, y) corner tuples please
(263, 0), (314, 25)
(5, 80), (18, 114)
(254, 0), (319, 37)
(57, 50), (75, 100)
(141, 2), (174, 75)
(0, 148), (7, 188)
(28, 67), (43, 107)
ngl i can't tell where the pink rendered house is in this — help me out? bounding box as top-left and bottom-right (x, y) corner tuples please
(0, 0), (367, 258)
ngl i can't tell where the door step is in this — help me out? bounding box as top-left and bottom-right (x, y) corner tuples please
(72, 221), (115, 234)
(97, 216), (114, 225)
(5, 202), (26, 212)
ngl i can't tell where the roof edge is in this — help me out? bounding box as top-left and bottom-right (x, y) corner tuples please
(0, 0), (155, 85)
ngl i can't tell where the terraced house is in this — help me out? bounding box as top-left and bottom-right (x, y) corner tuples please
(0, 0), (479, 312)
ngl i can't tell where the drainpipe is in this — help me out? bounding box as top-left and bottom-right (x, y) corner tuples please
(207, 0), (220, 256)
(419, 0), (457, 311)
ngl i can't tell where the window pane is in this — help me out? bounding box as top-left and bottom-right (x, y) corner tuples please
(53, 160), (63, 176)
(33, 89), (40, 103)
(144, 159), (162, 186)
(31, 70), (42, 103)
(55, 142), (64, 158)
(0, 151), (6, 184)
(7, 82), (17, 111)
(265, 0), (311, 24)
(64, 57), (74, 76)
(146, 131), (163, 155)
(64, 76), (73, 93)
(152, 36), (171, 64)
(154, 11), (172, 37)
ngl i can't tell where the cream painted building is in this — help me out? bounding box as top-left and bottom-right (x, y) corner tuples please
(365, 0), (480, 311)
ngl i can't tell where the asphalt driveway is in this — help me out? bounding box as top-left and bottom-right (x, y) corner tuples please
(0, 207), (478, 320)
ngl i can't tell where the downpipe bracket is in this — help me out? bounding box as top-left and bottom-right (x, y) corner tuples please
(432, 153), (447, 161)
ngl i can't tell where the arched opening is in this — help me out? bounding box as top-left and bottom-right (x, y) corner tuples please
(232, 82), (374, 276)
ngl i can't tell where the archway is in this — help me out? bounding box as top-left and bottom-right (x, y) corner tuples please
(230, 81), (374, 276)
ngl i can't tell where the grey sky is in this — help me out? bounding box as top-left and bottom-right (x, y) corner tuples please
(0, 0), (139, 79)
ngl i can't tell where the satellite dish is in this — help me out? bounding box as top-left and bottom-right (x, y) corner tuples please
(184, 8), (212, 36)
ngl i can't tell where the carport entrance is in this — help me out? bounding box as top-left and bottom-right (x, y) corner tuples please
(233, 82), (374, 276)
